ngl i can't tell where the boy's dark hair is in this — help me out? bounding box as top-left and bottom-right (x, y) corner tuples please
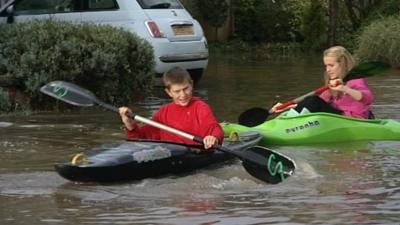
(163, 67), (193, 89)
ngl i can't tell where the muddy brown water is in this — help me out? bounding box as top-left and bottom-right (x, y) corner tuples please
(1, 52), (400, 224)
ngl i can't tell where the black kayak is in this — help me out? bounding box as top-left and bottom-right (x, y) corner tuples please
(55, 131), (262, 182)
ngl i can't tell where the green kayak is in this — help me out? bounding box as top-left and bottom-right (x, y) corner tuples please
(221, 112), (400, 146)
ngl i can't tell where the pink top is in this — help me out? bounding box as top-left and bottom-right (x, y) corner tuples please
(319, 78), (373, 119)
(125, 97), (224, 145)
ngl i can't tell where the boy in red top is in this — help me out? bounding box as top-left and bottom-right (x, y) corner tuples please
(118, 67), (223, 150)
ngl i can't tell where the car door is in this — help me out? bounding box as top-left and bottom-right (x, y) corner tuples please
(79, 0), (124, 27)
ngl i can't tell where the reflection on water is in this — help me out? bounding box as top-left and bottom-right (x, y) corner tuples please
(1, 52), (400, 224)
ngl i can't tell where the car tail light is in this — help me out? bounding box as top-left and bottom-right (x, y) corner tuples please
(145, 21), (163, 38)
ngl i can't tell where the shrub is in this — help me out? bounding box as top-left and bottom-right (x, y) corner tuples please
(0, 20), (155, 110)
(231, 0), (302, 43)
(0, 88), (11, 114)
(356, 16), (400, 67)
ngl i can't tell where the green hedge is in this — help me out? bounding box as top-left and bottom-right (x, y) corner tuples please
(356, 16), (400, 67)
(0, 20), (155, 110)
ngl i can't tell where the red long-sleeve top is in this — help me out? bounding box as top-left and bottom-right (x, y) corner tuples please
(125, 97), (224, 145)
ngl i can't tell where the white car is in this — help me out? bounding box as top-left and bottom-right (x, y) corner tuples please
(0, 0), (208, 83)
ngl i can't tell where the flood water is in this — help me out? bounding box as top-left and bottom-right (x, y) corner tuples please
(1, 51), (400, 225)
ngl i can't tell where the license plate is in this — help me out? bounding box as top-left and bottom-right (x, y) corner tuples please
(172, 25), (194, 35)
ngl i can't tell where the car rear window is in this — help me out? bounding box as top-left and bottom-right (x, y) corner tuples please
(13, 0), (118, 15)
(136, 0), (183, 9)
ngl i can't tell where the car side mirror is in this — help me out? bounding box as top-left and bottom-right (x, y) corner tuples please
(6, 5), (14, 24)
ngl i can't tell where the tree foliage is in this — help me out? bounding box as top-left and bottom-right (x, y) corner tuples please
(300, 0), (327, 50)
(186, 0), (400, 60)
(198, 0), (229, 29)
(199, 0), (229, 41)
(232, 0), (301, 42)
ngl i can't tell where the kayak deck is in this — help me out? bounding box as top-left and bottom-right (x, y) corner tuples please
(222, 112), (400, 146)
(55, 131), (262, 182)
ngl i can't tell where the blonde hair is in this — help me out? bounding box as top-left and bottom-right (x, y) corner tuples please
(162, 67), (193, 89)
(323, 46), (356, 84)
